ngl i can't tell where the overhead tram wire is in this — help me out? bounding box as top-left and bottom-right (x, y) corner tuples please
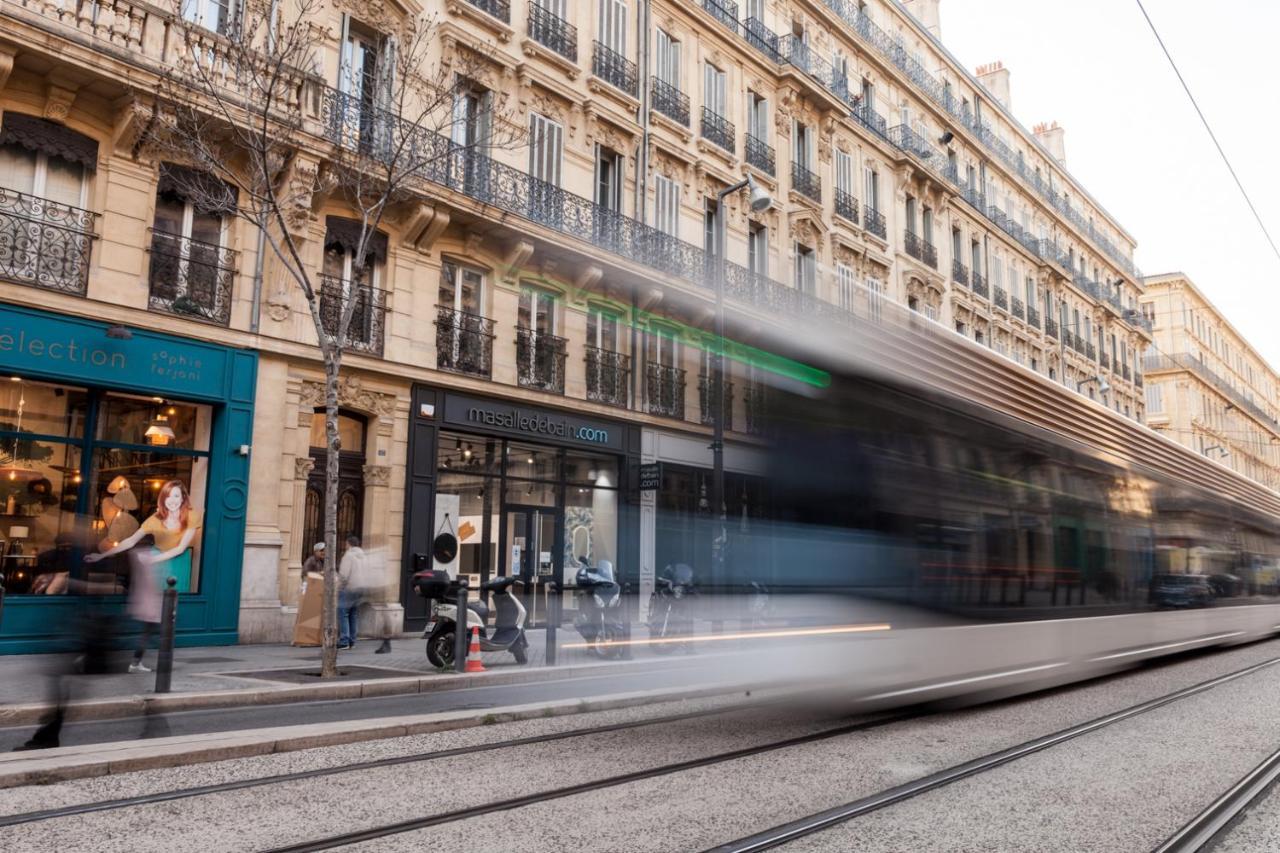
(1134, 0), (1280, 266)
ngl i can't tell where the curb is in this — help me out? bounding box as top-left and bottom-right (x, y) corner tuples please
(0, 683), (746, 789)
(0, 656), (705, 728)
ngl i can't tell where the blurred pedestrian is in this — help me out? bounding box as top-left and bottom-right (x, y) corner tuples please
(337, 535), (367, 650)
(301, 542), (325, 592)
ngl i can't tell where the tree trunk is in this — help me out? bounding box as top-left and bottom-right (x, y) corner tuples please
(320, 344), (343, 678)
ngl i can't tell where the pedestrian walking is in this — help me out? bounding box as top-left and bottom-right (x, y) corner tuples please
(301, 542), (325, 592)
(337, 535), (369, 650)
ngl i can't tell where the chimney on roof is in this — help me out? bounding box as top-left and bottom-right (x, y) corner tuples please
(975, 61), (1011, 111)
(1033, 121), (1067, 166)
(901, 0), (941, 38)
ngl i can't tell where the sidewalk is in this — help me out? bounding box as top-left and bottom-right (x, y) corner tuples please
(0, 626), (711, 725)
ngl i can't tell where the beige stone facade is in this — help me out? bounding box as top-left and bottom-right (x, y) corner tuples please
(1140, 273), (1280, 491)
(0, 0), (1155, 642)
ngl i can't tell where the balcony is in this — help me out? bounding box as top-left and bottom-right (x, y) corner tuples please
(952, 259), (969, 287)
(1027, 306), (1040, 328)
(743, 17), (781, 61)
(994, 287), (1008, 311)
(1012, 296), (1025, 322)
(466, 0), (511, 22)
(1122, 364), (1131, 382)
(745, 135), (775, 176)
(698, 373), (734, 429)
(1101, 351), (1111, 371)
(834, 189), (858, 224)
(436, 307), (495, 377)
(1045, 317), (1059, 339)
(147, 230), (236, 326)
(1145, 353), (1276, 427)
(585, 346), (630, 407)
(701, 107), (735, 153)
(516, 327), (568, 393)
(528, 3), (577, 61)
(318, 275), (385, 356)
(1085, 341), (1097, 361)
(904, 230), (923, 262)
(853, 102), (889, 140)
(791, 162), (821, 203)
(0, 187), (97, 295)
(921, 238), (938, 268)
(971, 271), (988, 299)
(592, 42), (637, 97)
(651, 77), (690, 126)
(864, 207), (886, 239)
(646, 362), (686, 419)
(701, 0), (739, 31)
(777, 35), (836, 92)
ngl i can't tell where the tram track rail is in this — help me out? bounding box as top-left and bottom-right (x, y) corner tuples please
(0, 698), (773, 829)
(701, 654), (1280, 853)
(1153, 743), (1280, 853)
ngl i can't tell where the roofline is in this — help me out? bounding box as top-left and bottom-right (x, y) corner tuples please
(890, 0), (1140, 247)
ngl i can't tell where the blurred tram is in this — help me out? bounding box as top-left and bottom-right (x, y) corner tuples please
(712, 291), (1280, 704)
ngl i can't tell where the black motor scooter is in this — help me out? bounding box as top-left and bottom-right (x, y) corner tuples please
(647, 563), (696, 654)
(572, 559), (626, 658)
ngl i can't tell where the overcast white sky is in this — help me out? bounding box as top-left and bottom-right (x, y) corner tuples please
(938, 0), (1280, 367)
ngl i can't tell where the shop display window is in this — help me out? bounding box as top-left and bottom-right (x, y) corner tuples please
(0, 379), (212, 596)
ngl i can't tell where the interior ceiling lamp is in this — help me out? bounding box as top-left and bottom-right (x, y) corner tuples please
(145, 411), (176, 446)
(0, 382), (38, 482)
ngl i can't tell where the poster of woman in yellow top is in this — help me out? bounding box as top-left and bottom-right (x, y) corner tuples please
(85, 479), (202, 593)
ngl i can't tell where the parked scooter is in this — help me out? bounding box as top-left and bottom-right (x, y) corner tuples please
(647, 563), (696, 654)
(573, 559), (626, 659)
(414, 572), (530, 668)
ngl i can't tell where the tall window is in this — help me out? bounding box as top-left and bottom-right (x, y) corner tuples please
(835, 149), (854, 200)
(655, 175), (680, 236)
(970, 240), (981, 277)
(921, 207), (933, 244)
(748, 222), (767, 275)
(587, 305), (620, 351)
(518, 285), (557, 336)
(748, 92), (768, 141)
(528, 113), (563, 186)
(866, 275), (884, 322)
(149, 165), (234, 323)
(904, 195), (917, 235)
(439, 260), (484, 317)
(745, 0), (764, 20)
(794, 121), (814, 169)
(793, 243), (816, 294)
(951, 227), (962, 261)
(451, 80), (492, 150)
(437, 261), (487, 374)
(597, 0), (626, 53)
(1025, 276), (1036, 310)
(836, 263), (855, 311)
(991, 250), (1002, 289)
(703, 63), (727, 118)
(0, 124), (88, 209)
(655, 29), (681, 88)
(338, 16), (388, 109)
(863, 165), (879, 212)
(594, 146), (623, 212)
(703, 198), (721, 256)
(183, 0), (237, 34)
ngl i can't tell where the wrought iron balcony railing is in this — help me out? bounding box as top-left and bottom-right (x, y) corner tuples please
(1145, 353), (1277, 426)
(791, 161), (821, 202)
(698, 373), (734, 430)
(921, 237), (937, 269)
(318, 274), (386, 356)
(745, 134), (775, 176)
(701, 0), (739, 31)
(436, 306), (495, 377)
(1086, 341), (1097, 361)
(971, 270), (988, 299)
(465, 0), (511, 22)
(147, 230), (236, 326)
(592, 42), (637, 97)
(951, 259), (969, 286)
(585, 346), (630, 407)
(853, 102), (889, 140)
(834, 188), (858, 224)
(528, 3), (577, 61)
(646, 362), (686, 419)
(1135, 373), (1144, 388)
(1122, 364), (1131, 382)
(777, 34), (836, 91)
(0, 187), (97, 295)
(994, 287), (1008, 311)
(1027, 306), (1041, 328)
(1012, 296), (1025, 321)
(904, 230), (923, 262)
(743, 380), (768, 435)
(701, 107), (735, 153)
(1045, 317), (1059, 339)
(743, 17), (781, 61)
(651, 77), (690, 126)
(516, 327), (568, 393)
(1100, 351), (1111, 370)
(864, 207), (886, 239)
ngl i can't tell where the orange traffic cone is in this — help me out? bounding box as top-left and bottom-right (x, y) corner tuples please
(465, 624), (486, 673)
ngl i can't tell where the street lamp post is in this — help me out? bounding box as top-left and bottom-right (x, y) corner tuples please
(711, 174), (771, 618)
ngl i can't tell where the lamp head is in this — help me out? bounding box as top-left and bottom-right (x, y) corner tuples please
(938, 130), (954, 145)
(1097, 375), (1110, 395)
(747, 173), (773, 213)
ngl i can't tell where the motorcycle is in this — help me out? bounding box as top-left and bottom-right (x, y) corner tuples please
(572, 559), (627, 659)
(647, 563), (696, 654)
(413, 571), (530, 668)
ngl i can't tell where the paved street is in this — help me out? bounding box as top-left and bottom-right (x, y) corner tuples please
(5, 639), (1280, 851)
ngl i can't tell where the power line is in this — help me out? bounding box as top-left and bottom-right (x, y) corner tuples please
(1134, 0), (1280, 265)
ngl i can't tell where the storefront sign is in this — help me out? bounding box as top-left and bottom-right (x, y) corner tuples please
(0, 304), (249, 401)
(443, 392), (625, 451)
(638, 463), (662, 491)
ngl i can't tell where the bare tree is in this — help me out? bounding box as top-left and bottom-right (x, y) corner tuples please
(145, 0), (516, 675)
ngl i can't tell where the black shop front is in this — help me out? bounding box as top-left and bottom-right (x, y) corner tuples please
(400, 386), (641, 631)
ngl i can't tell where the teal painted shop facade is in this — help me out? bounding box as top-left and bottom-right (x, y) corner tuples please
(0, 303), (256, 653)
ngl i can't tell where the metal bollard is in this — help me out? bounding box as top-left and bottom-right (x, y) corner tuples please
(453, 579), (469, 675)
(154, 577), (178, 694)
(0, 581), (6, 630)
(545, 582), (557, 667)
(621, 584), (633, 660)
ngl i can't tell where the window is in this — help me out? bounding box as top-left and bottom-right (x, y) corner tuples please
(451, 81), (493, 150)
(439, 260), (484, 316)
(149, 165), (234, 324)
(866, 276), (884, 322)
(703, 198), (721, 256)
(1025, 276), (1036, 310)
(518, 285), (557, 336)
(655, 29), (681, 88)
(1146, 383), (1163, 413)
(598, 0), (626, 54)
(794, 121), (814, 170)
(922, 207), (933, 245)
(703, 63), (727, 118)
(517, 285), (561, 391)
(182, 0), (237, 34)
(594, 146), (623, 212)
(338, 16), (388, 110)
(864, 165), (879, 212)
(746, 0), (764, 21)
(0, 379), (212, 597)
(655, 175), (680, 237)
(748, 91), (768, 141)
(528, 113), (563, 187)
(837, 263), (855, 311)
(793, 243), (816, 294)
(587, 305), (620, 351)
(0, 133), (87, 210)
(748, 222), (767, 275)
(835, 149), (854, 198)
(951, 227), (962, 261)
(991, 251), (1003, 289)
(321, 217), (386, 349)
(970, 240), (982, 277)
(904, 195), (917, 235)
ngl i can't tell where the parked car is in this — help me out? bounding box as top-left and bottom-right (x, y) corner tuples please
(1153, 573), (1213, 608)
